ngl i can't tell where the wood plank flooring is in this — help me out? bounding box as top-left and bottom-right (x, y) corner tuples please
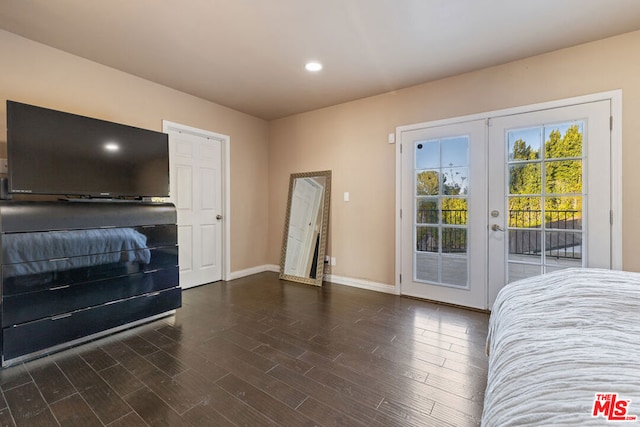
(0, 272), (489, 426)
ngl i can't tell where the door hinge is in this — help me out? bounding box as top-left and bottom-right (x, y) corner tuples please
(610, 115), (613, 131)
(610, 210), (614, 225)
(400, 209), (402, 219)
(400, 143), (403, 154)
(399, 274), (402, 284)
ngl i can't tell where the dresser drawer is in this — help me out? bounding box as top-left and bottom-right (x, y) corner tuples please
(3, 246), (178, 296)
(2, 267), (178, 327)
(2, 287), (182, 361)
(138, 225), (177, 249)
(0, 201), (176, 233)
(2, 225), (176, 264)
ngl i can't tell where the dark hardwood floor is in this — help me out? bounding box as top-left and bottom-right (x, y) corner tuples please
(0, 272), (489, 426)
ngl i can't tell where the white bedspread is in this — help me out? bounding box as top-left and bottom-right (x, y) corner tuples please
(482, 268), (640, 426)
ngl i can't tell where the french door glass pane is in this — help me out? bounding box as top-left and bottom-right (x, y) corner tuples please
(443, 167), (468, 195)
(416, 198), (439, 224)
(442, 198), (468, 225)
(415, 141), (440, 169)
(509, 163), (541, 194)
(506, 121), (585, 283)
(414, 136), (469, 287)
(442, 256), (467, 286)
(508, 263), (542, 283)
(416, 226), (439, 252)
(416, 253), (438, 282)
(441, 227), (467, 254)
(508, 197), (541, 228)
(508, 229), (542, 263)
(544, 123), (583, 159)
(545, 160), (582, 193)
(442, 136), (469, 166)
(545, 197), (582, 230)
(545, 231), (582, 266)
(509, 127), (542, 160)
(416, 171), (439, 196)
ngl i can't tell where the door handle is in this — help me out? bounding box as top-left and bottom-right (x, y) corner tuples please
(491, 224), (505, 232)
(216, 214), (223, 220)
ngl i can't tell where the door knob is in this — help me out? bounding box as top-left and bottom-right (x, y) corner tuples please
(491, 224), (505, 232)
(216, 214), (223, 220)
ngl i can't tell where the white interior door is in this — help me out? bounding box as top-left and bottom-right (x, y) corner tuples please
(487, 100), (611, 307)
(167, 130), (223, 289)
(400, 120), (488, 309)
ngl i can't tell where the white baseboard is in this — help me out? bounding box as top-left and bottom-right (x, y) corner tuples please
(324, 274), (399, 295)
(264, 264), (280, 273)
(229, 265), (398, 295)
(229, 264), (279, 280)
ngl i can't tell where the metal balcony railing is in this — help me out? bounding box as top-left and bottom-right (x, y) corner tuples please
(416, 209), (581, 259)
(509, 209), (581, 259)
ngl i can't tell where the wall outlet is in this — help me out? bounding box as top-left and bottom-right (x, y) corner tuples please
(0, 159), (7, 174)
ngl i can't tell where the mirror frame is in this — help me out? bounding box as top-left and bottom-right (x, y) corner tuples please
(279, 170), (331, 286)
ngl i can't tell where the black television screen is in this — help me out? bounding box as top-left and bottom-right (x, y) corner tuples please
(6, 101), (169, 198)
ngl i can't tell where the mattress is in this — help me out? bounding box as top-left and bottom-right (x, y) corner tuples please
(482, 268), (640, 426)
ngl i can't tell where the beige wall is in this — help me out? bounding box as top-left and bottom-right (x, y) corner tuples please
(0, 30), (270, 272)
(269, 30), (640, 287)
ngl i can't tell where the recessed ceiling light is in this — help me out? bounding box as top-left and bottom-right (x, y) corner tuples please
(104, 142), (120, 152)
(305, 61), (323, 72)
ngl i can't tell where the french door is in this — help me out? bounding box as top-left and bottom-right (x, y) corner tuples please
(487, 101), (611, 306)
(400, 99), (613, 310)
(400, 120), (488, 309)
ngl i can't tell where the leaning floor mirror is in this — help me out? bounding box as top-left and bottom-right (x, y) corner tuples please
(280, 170), (331, 286)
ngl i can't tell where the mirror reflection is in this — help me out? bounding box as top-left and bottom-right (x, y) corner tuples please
(280, 170), (331, 286)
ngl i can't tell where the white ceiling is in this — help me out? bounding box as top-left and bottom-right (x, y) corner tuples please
(2, 0), (640, 120)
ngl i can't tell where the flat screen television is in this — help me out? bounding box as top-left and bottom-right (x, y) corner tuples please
(6, 100), (169, 198)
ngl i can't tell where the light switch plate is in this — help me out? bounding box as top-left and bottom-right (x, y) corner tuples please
(388, 133), (395, 144)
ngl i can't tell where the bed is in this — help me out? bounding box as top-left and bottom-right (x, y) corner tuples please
(482, 268), (640, 426)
